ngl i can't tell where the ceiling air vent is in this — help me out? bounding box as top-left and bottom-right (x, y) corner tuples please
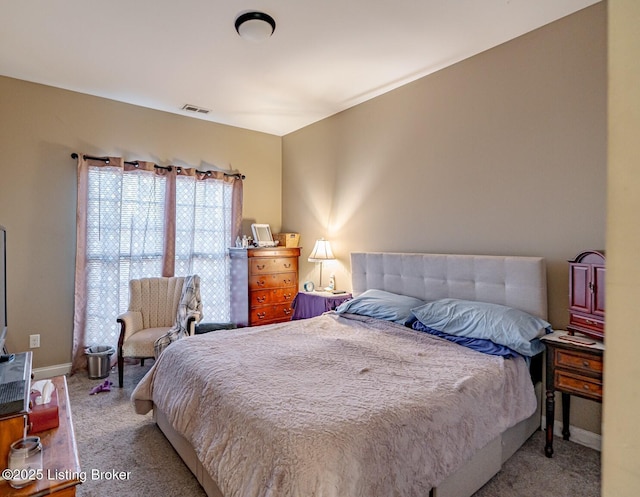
(181, 104), (211, 115)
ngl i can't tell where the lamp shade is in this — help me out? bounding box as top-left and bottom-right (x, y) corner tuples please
(308, 239), (335, 262)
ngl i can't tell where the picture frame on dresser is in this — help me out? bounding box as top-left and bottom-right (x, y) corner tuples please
(251, 224), (274, 247)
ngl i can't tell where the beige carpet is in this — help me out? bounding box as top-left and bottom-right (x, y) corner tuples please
(67, 364), (600, 497)
(67, 364), (205, 497)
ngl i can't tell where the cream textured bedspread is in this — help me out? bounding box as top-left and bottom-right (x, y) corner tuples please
(132, 313), (536, 497)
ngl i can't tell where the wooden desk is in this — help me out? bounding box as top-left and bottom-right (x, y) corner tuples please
(1, 376), (81, 496)
(541, 331), (604, 458)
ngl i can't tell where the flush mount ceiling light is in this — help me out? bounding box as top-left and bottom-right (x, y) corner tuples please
(235, 11), (276, 42)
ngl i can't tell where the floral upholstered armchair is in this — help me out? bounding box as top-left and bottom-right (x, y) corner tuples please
(116, 275), (202, 388)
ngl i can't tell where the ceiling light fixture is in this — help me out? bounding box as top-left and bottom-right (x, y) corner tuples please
(235, 11), (276, 42)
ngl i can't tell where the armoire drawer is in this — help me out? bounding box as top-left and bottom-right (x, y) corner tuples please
(569, 313), (604, 334)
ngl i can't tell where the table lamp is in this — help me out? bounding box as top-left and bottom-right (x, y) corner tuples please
(308, 239), (335, 289)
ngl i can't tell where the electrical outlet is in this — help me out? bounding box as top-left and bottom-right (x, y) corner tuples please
(29, 334), (40, 348)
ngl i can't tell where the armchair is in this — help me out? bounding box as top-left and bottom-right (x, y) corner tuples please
(117, 276), (202, 388)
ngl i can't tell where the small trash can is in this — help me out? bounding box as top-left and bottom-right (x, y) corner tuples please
(85, 345), (115, 379)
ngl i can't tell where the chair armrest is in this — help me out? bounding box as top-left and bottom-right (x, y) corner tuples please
(117, 310), (143, 349)
(186, 312), (201, 336)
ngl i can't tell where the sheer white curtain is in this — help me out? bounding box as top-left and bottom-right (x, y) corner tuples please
(84, 162), (166, 350)
(73, 155), (242, 372)
(174, 173), (234, 322)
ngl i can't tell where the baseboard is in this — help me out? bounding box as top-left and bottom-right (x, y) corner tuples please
(541, 415), (602, 452)
(32, 363), (72, 380)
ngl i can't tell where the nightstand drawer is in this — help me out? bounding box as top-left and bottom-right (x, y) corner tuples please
(555, 349), (603, 375)
(555, 371), (602, 401)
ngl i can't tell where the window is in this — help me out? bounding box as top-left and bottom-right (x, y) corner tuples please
(73, 156), (242, 368)
(174, 174), (234, 324)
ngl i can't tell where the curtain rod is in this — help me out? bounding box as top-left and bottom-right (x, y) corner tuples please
(71, 153), (246, 180)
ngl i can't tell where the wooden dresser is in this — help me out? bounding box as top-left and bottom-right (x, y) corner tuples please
(229, 247), (300, 327)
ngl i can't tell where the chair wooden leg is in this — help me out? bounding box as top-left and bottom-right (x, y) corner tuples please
(118, 351), (124, 388)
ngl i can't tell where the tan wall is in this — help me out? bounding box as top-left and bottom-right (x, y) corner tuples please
(0, 76), (282, 369)
(603, 1), (640, 495)
(283, 3), (607, 435)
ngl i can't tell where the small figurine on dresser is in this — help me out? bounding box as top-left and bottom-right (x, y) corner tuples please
(325, 274), (335, 292)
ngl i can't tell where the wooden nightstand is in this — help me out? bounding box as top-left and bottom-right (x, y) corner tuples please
(291, 291), (352, 320)
(541, 331), (604, 457)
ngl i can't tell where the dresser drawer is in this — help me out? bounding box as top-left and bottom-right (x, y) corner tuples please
(555, 349), (603, 375)
(555, 370), (602, 401)
(250, 257), (298, 275)
(251, 303), (294, 324)
(250, 288), (297, 307)
(569, 313), (604, 334)
(250, 274), (298, 290)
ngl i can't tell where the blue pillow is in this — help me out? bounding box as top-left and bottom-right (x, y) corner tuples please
(410, 298), (551, 357)
(411, 320), (521, 358)
(335, 289), (425, 325)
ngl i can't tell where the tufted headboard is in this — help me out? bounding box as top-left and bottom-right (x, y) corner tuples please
(350, 252), (547, 320)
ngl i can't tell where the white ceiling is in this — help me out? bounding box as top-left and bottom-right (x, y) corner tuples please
(1, 0), (600, 136)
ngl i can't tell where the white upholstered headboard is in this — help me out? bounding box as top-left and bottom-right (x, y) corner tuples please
(350, 252), (548, 320)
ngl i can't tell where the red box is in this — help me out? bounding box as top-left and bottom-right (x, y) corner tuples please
(28, 389), (59, 433)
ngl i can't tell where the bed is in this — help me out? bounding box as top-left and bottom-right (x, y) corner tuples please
(132, 252), (548, 497)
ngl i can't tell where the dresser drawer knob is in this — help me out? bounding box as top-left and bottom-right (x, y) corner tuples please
(583, 384), (591, 390)
(283, 293), (291, 300)
(256, 264), (266, 270)
(256, 296), (266, 303)
(583, 360), (590, 367)
(284, 263), (292, 268)
(257, 280), (265, 287)
(257, 312), (266, 319)
(283, 279), (292, 285)
(284, 308), (292, 315)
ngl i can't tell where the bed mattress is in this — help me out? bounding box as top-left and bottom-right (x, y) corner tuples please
(132, 312), (536, 497)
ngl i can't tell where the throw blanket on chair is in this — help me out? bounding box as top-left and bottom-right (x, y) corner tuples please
(154, 274), (203, 358)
